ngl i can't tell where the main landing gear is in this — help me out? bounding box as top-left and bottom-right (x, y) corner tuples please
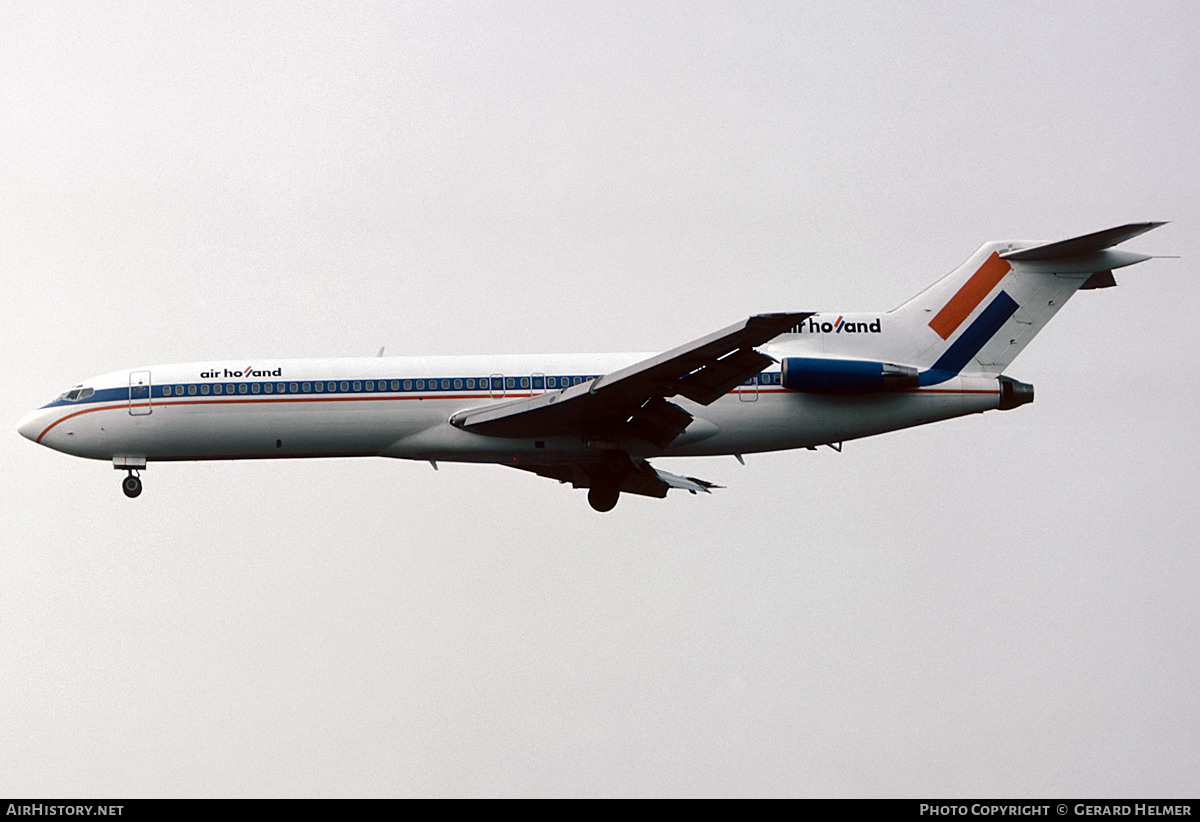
(587, 484), (620, 513)
(122, 471), (142, 498)
(586, 450), (631, 512)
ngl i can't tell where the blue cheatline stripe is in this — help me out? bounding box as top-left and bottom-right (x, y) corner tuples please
(919, 290), (1019, 386)
(41, 371), (787, 409)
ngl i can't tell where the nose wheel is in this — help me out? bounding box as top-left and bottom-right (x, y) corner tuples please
(122, 471), (142, 498)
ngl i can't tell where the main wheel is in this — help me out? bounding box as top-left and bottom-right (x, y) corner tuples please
(122, 474), (142, 498)
(588, 485), (620, 513)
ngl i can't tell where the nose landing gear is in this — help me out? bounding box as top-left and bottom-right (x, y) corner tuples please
(122, 471), (142, 498)
(113, 457), (147, 499)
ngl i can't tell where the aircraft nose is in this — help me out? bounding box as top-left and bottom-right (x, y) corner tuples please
(17, 409), (45, 443)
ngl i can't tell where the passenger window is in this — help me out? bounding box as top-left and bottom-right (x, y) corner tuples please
(328, 382), (336, 392)
(403, 380), (412, 390)
(264, 383), (273, 393)
(416, 380), (424, 390)
(213, 384), (223, 395)
(314, 382), (323, 392)
(251, 383), (261, 394)
(238, 384), (248, 394)
(277, 383), (285, 393)
(505, 378), (515, 389)
(519, 377), (529, 388)
(200, 384), (210, 395)
(163, 386), (172, 397)
(365, 381), (374, 391)
(453, 379), (462, 389)
(391, 380), (400, 390)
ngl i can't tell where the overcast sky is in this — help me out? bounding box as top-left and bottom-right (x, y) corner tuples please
(2, 1), (1197, 797)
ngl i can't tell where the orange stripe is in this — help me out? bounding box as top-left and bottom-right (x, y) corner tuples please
(34, 393), (526, 442)
(35, 387), (1002, 443)
(928, 252), (1011, 340)
(36, 404), (125, 442)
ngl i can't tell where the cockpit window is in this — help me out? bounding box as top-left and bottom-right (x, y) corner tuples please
(58, 386), (94, 402)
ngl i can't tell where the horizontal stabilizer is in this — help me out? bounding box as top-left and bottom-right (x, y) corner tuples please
(1001, 222), (1167, 261)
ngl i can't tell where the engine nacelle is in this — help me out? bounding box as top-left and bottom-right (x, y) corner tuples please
(997, 375), (1034, 410)
(781, 357), (920, 394)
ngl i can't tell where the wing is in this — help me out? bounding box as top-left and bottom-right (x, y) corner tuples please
(449, 312), (812, 448)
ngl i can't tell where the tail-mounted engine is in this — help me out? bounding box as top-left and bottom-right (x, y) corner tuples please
(781, 357), (920, 394)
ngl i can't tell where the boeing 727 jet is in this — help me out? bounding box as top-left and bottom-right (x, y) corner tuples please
(17, 223), (1165, 510)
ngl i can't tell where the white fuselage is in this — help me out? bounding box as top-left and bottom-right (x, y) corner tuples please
(17, 347), (1004, 469)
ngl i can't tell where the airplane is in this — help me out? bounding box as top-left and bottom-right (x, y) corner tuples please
(17, 222), (1166, 511)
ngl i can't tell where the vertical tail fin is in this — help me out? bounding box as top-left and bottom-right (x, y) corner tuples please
(886, 223), (1165, 382)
